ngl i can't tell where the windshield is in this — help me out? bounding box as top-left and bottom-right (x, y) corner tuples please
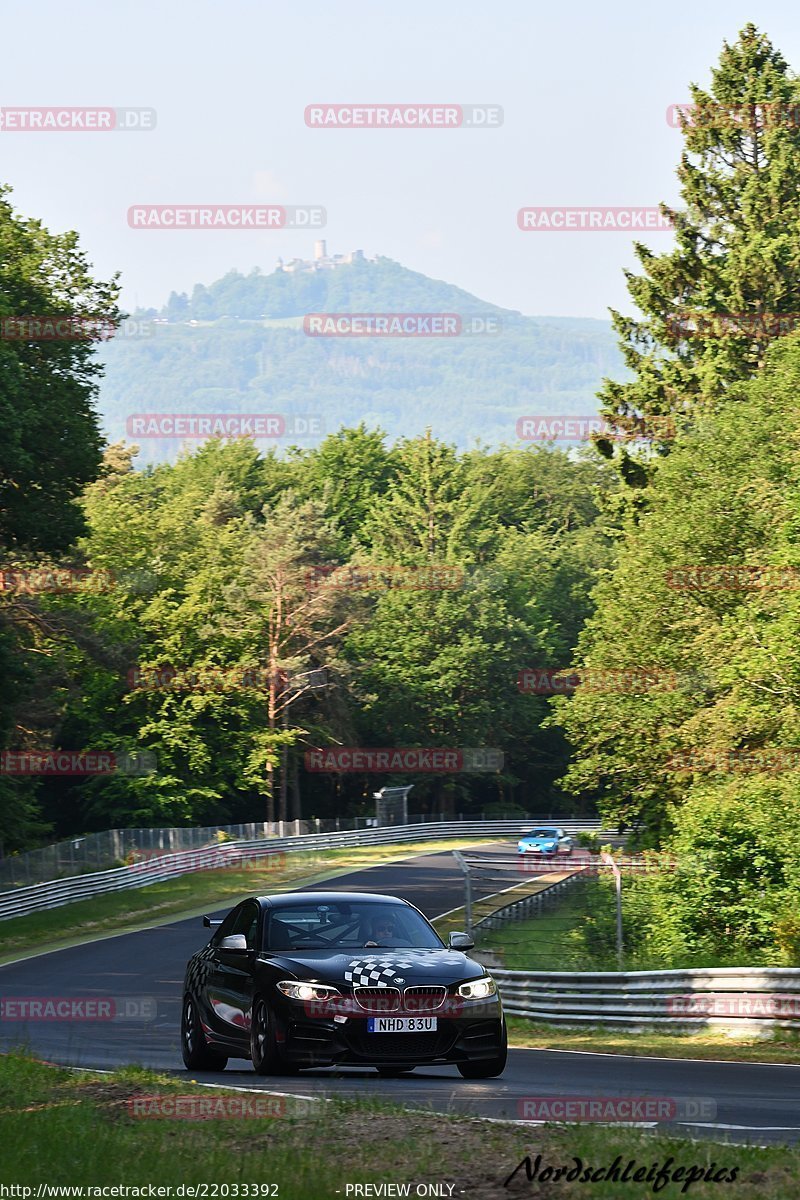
(263, 900), (444, 951)
(525, 828), (558, 838)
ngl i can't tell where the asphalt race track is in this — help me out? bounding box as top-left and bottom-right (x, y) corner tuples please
(3, 843), (800, 1146)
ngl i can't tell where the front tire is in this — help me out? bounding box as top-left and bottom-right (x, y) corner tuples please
(250, 996), (298, 1075)
(181, 994), (228, 1072)
(457, 1019), (507, 1079)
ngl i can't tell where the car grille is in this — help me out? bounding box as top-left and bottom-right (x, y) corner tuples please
(403, 985), (446, 1011)
(347, 1028), (454, 1060)
(353, 987), (401, 1013)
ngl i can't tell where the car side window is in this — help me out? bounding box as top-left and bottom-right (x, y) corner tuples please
(231, 901), (259, 950)
(212, 905), (242, 946)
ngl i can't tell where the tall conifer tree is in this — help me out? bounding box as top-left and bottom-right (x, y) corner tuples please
(599, 25), (800, 482)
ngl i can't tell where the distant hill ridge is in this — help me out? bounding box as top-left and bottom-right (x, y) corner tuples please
(156, 252), (512, 322)
(98, 251), (626, 462)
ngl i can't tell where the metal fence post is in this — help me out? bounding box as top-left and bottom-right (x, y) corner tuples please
(602, 851), (623, 970)
(452, 850), (473, 937)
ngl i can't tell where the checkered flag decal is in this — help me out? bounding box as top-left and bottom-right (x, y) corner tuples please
(344, 952), (434, 988)
(184, 945), (215, 997)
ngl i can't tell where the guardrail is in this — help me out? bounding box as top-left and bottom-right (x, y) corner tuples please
(0, 814), (605, 888)
(474, 872), (582, 930)
(493, 966), (800, 1034)
(0, 819), (603, 922)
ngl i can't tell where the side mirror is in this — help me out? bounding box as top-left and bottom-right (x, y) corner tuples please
(448, 931), (475, 950)
(218, 933), (248, 953)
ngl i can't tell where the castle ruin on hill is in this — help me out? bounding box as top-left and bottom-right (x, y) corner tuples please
(276, 241), (370, 274)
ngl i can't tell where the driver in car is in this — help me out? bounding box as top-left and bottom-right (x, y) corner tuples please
(367, 914), (401, 945)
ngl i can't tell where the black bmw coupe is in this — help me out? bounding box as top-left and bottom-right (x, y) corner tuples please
(181, 890), (507, 1078)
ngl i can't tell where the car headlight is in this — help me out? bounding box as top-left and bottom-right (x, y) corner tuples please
(276, 980), (341, 1002)
(457, 976), (497, 1000)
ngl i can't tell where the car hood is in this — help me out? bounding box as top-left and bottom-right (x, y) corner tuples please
(257, 947), (484, 986)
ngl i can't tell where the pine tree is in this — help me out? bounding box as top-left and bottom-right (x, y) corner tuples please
(599, 25), (800, 479)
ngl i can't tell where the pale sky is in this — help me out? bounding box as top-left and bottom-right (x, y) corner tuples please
(2, 0), (799, 319)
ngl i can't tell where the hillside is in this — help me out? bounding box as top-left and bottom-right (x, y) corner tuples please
(97, 254), (625, 461)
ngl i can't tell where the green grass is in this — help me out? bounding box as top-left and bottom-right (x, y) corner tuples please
(477, 883), (602, 970)
(506, 1017), (800, 1064)
(2, 1052), (800, 1197)
(0, 838), (490, 964)
(432, 870), (577, 941)
(481, 885), (800, 1065)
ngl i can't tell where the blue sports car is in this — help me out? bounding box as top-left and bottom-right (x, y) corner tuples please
(517, 826), (573, 855)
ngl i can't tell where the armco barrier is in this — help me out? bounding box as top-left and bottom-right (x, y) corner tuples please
(0, 819), (602, 921)
(474, 872), (582, 930)
(493, 966), (800, 1035)
(0, 814), (607, 888)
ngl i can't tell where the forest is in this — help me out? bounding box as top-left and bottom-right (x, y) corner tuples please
(4, 25), (800, 964)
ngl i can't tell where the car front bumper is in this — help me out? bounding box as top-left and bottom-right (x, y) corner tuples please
(274, 996), (504, 1066)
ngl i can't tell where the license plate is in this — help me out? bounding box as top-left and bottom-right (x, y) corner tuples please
(367, 1017), (437, 1033)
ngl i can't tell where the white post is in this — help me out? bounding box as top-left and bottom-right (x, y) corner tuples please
(602, 851), (623, 970)
(452, 851), (473, 938)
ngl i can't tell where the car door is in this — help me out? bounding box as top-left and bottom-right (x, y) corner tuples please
(206, 900), (260, 1044)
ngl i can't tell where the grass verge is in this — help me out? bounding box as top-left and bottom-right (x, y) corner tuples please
(432, 871), (576, 942)
(0, 838), (489, 965)
(506, 1017), (800, 1064)
(1, 1052), (799, 1199)
(478, 882), (612, 971)
(481, 879), (800, 1065)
